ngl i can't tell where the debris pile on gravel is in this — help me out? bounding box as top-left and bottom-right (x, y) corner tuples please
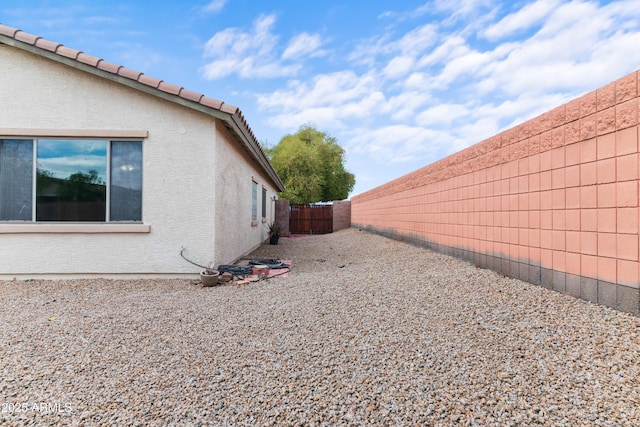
(1, 228), (639, 425)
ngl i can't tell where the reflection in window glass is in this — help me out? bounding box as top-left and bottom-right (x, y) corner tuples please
(0, 138), (143, 223)
(36, 140), (107, 221)
(111, 141), (142, 221)
(0, 140), (33, 221)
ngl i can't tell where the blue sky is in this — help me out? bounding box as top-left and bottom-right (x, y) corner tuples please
(2, 0), (640, 196)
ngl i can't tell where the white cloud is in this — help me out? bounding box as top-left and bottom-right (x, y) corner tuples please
(394, 23), (438, 56)
(387, 91), (432, 122)
(201, 14), (310, 79)
(417, 34), (467, 68)
(382, 56), (414, 79)
(347, 125), (445, 164)
(432, 0), (496, 23)
(341, 91), (387, 120)
(282, 33), (325, 60)
(483, 0), (560, 40)
(415, 103), (470, 127)
(258, 71), (387, 132)
(257, 71), (379, 111)
(202, 0), (227, 14)
(266, 107), (344, 132)
(432, 47), (491, 87)
(203, 14), (277, 58)
(201, 14), (328, 80)
(347, 33), (393, 67)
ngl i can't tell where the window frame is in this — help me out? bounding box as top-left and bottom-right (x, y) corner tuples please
(251, 179), (258, 225)
(0, 130), (148, 233)
(261, 186), (267, 222)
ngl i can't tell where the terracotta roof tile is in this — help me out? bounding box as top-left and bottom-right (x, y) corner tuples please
(0, 25), (18, 37)
(55, 45), (82, 59)
(199, 96), (224, 110)
(96, 59), (121, 74)
(34, 38), (61, 52)
(137, 74), (163, 89)
(220, 103), (239, 114)
(117, 67), (143, 81)
(76, 52), (101, 67)
(157, 81), (182, 96)
(14, 31), (40, 45)
(178, 88), (203, 103)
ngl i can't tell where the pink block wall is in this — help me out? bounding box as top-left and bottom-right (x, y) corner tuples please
(333, 200), (352, 232)
(352, 70), (640, 315)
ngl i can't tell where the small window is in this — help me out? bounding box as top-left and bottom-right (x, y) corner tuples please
(0, 138), (142, 222)
(110, 141), (143, 221)
(0, 139), (33, 221)
(261, 187), (267, 219)
(251, 180), (258, 222)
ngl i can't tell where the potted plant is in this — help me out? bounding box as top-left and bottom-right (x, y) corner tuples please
(200, 262), (219, 287)
(268, 222), (283, 245)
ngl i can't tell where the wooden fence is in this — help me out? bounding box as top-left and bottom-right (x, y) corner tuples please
(289, 204), (333, 234)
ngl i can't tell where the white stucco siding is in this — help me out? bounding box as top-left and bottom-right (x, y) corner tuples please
(0, 45), (248, 278)
(213, 122), (280, 266)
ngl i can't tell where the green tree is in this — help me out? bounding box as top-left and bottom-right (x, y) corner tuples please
(266, 125), (355, 204)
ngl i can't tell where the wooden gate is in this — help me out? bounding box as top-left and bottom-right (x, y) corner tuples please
(289, 204), (333, 234)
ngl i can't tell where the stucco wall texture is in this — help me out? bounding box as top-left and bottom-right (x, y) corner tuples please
(352, 70), (640, 315)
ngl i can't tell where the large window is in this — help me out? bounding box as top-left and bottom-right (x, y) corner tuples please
(0, 139), (142, 222)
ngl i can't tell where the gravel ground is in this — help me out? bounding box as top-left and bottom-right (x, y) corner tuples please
(1, 228), (640, 426)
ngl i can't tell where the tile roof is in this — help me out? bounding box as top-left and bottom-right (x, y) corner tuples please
(0, 23), (284, 191)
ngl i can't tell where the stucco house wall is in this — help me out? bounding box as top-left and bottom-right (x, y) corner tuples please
(213, 122), (278, 265)
(0, 26), (283, 279)
(352, 70), (640, 315)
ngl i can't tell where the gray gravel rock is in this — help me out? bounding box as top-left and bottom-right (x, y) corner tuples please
(1, 228), (639, 426)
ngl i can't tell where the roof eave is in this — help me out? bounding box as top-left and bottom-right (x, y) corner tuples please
(227, 113), (285, 191)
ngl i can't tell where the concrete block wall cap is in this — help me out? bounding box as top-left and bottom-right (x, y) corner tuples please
(96, 60), (121, 74)
(580, 91), (597, 118)
(597, 82), (617, 111)
(77, 52), (102, 67)
(551, 105), (566, 127)
(0, 23), (20, 38)
(616, 71), (638, 103)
